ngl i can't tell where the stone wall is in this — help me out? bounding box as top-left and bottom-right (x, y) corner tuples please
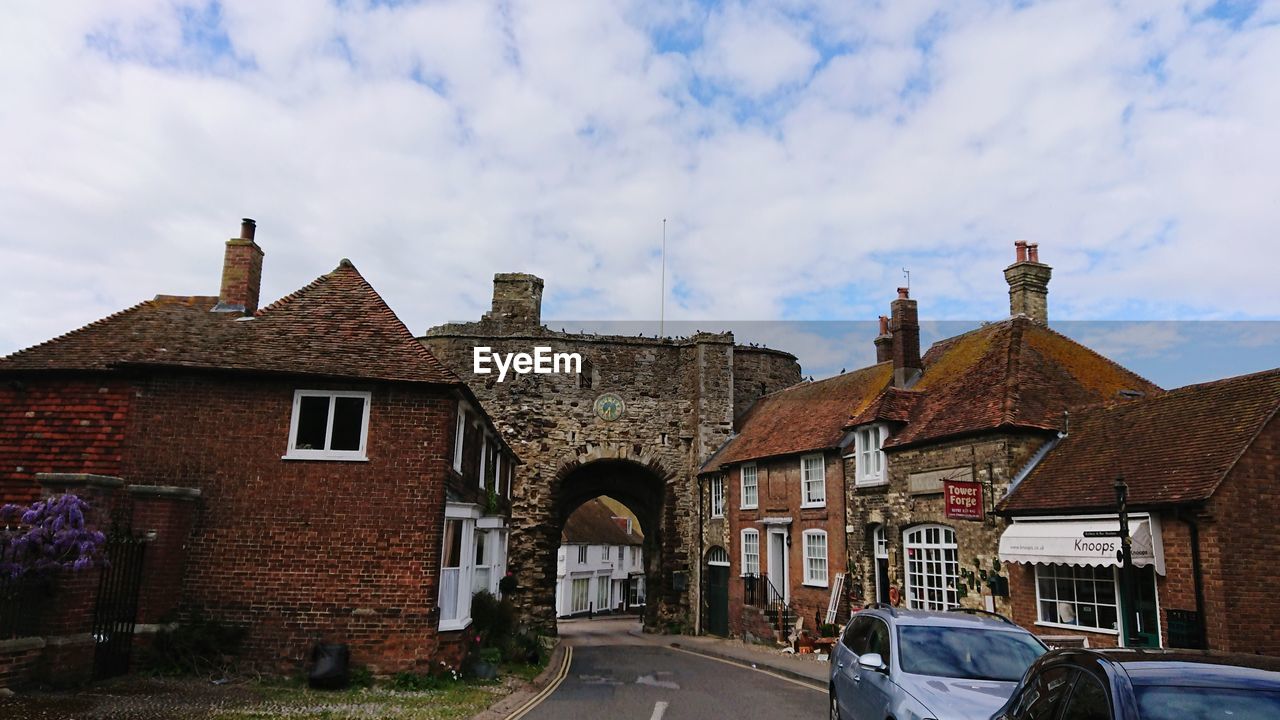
(422, 275), (800, 633)
(846, 431), (1051, 615)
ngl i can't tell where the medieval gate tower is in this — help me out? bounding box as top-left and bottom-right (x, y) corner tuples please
(421, 273), (800, 632)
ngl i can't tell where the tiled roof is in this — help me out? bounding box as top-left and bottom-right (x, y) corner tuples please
(706, 362), (894, 470)
(1000, 367), (1280, 514)
(562, 498), (644, 545)
(0, 261), (460, 386)
(876, 317), (1162, 448)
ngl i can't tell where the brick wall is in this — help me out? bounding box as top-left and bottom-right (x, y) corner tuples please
(1206, 412), (1280, 654)
(119, 371), (457, 675)
(726, 450), (849, 638)
(0, 376), (132, 506)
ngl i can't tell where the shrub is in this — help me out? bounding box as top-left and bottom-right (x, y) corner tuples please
(141, 613), (247, 676)
(0, 494), (107, 581)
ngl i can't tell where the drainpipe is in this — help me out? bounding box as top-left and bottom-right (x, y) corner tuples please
(697, 473), (705, 636)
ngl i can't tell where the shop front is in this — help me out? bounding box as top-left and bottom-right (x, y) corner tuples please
(1000, 515), (1165, 648)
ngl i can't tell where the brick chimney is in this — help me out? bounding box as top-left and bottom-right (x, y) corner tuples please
(889, 288), (922, 388)
(874, 315), (893, 363)
(486, 273), (544, 328)
(214, 218), (264, 315)
(1004, 240), (1052, 324)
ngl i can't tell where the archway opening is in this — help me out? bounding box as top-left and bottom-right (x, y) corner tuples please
(549, 459), (667, 632)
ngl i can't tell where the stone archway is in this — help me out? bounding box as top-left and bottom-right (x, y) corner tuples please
(419, 272), (802, 636)
(551, 454), (670, 630)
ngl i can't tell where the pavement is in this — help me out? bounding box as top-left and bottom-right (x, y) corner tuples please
(560, 615), (831, 688)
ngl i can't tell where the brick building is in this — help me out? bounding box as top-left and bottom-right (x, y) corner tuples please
(841, 244), (1161, 617)
(0, 220), (516, 684)
(998, 368), (1280, 654)
(700, 364), (892, 639)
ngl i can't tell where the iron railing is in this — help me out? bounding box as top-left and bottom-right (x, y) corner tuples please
(742, 574), (795, 636)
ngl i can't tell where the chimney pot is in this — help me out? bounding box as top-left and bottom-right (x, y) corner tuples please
(878, 315), (889, 335)
(897, 287), (909, 300)
(240, 218), (256, 240)
(1028, 243), (1039, 263)
(1015, 240), (1028, 263)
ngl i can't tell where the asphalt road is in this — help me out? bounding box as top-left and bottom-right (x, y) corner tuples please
(523, 619), (827, 720)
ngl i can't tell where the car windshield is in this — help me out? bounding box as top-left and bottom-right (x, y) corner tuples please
(1136, 686), (1280, 720)
(897, 625), (1046, 681)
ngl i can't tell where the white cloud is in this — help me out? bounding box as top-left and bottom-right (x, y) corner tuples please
(2, 0), (1280, 375)
(694, 4), (819, 99)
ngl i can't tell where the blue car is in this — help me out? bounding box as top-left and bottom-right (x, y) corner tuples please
(830, 606), (1048, 720)
(991, 648), (1280, 720)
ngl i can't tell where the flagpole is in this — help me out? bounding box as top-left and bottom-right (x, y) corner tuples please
(660, 218), (666, 338)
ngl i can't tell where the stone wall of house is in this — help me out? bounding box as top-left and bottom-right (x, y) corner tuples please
(422, 280), (800, 634)
(846, 431), (1051, 616)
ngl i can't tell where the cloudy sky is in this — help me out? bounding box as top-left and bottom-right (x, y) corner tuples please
(3, 1), (1279, 385)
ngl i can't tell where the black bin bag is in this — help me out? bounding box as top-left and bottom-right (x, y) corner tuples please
(308, 642), (350, 689)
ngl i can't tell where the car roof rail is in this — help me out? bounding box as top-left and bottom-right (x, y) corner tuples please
(947, 607), (1016, 625)
(862, 602), (898, 617)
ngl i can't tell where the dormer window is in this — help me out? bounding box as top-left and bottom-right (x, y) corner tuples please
(855, 424), (888, 486)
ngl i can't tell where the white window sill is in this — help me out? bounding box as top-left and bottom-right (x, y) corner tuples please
(741, 504), (758, 510)
(439, 617), (472, 632)
(800, 501), (827, 509)
(282, 452), (369, 462)
(1035, 620), (1117, 635)
(710, 514), (725, 520)
(803, 580), (828, 588)
(856, 479), (887, 488)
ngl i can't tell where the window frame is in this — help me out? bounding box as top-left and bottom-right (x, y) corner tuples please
(903, 524), (959, 611)
(438, 504), (479, 631)
(800, 453), (826, 507)
(577, 545), (588, 564)
(284, 389), (371, 461)
(802, 529), (829, 587)
(741, 529), (760, 577)
(571, 576), (591, 614)
(453, 404), (468, 473)
(1033, 563), (1121, 635)
(710, 475), (725, 518)
(855, 424), (888, 486)
(740, 463), (758, 510)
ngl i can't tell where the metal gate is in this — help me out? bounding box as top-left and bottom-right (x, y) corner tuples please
(92, 528), (147, 679)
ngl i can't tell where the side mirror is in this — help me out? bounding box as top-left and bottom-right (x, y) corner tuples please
(858, 652), (887, 672)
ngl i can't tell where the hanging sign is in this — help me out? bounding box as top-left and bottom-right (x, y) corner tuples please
(944, 480), (984, 521)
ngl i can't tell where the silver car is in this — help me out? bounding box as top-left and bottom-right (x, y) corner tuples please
(829, 605), (1048, 720)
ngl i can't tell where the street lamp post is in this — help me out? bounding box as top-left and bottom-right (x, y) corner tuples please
(1115, 477), (1139, 646)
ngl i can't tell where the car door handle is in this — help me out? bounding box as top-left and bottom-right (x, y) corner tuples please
(837, 662), (844, 669)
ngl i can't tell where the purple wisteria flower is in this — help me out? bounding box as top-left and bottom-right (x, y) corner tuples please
(0, 494), (107, 581)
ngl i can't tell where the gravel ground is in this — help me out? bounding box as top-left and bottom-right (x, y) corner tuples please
(0, 675), (523, 720)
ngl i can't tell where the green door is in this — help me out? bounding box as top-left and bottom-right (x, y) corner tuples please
(706, 564), (730, 636)
(1128, 566), (1160, 647)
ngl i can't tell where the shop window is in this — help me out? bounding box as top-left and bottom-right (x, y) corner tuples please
(1035, 564), (1119, 633)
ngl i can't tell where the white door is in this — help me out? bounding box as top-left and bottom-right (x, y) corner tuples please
(767, 528), (789, 602)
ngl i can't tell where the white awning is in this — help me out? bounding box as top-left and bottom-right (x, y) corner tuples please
(999, 516), (1164, 575)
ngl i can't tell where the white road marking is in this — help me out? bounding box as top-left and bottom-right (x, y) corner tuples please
(650, 701), (669, 720)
